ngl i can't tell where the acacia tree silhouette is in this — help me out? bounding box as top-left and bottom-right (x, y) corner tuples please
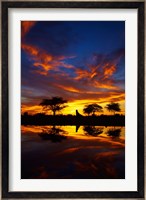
(83, 104), (103, 116)
(105, 102), (121, 115)
(83, 105), (93, 116)
(40, 97), (68, 116)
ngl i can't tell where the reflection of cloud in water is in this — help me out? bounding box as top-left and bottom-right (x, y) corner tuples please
(23, 146), (124, 179)
(39, 133), (67, 143)
(21, 125), (125, 179)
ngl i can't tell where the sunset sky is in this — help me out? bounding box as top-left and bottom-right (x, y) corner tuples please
(21, 21), (125, 115)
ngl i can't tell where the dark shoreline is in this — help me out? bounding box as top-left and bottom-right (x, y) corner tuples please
(21, 114), (125, 126)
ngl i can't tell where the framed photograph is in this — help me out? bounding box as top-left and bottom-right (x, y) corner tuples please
(2, 1), (144, 199)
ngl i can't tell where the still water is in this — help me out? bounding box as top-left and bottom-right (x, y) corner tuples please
(21, 125), (125, 179)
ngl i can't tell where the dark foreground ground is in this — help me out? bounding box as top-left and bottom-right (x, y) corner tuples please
(22, 114), (125, 126)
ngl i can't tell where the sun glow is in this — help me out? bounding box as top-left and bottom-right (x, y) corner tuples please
(21, 21), (125, 117)
(22, 98), (125, 116)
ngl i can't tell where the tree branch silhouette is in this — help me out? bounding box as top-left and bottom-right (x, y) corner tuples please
(40, 96), (68, 116)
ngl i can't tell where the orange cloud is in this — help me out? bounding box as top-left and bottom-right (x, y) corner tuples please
(74, 62), (117, 83)
(21, 21), (36, 38)
(22, 104), (43, 115)
(72, 67), (121, 92)
(90, 72), (97, 79)
(22, 43), (55, 74)
(55, 84), (80, 93)
(33, 62), (52, 71)
(22, 43), (38, 57)
(103, 64), (116, 78)
(74, 68), (91, 80)
(94, 80), (119, 90)
(96, 93), (125, 104)
(22, 43), (76, 76)
(22, 44), (53, 62)
(31, 69), (48, 76)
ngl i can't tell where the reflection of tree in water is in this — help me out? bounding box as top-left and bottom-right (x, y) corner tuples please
(106, 128), (121, 138)
(38, 126), (67, 143)
(83, 126), (103, 137)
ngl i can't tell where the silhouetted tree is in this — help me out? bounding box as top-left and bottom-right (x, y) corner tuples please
(40, 97), (68, 116)
(105, 102), (121, 115)
(83, 105), (93, 116)
(83, 104), (103, 116)
(23, 112), (29, 116)
(92, 104), (103, 115)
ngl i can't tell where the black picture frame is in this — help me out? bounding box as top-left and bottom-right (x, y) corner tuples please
(2, 1), (145, 199)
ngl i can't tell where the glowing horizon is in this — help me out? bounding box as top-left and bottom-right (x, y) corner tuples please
(21, 21), (125, 116)
(21, 99), (125, 116)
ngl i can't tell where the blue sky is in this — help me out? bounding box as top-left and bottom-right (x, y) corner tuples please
(21, 21), (125, 115)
